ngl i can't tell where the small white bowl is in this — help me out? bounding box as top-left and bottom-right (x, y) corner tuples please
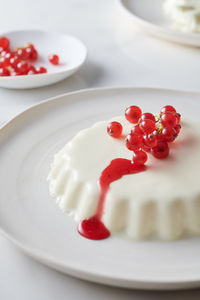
(0, 29), (87, 89)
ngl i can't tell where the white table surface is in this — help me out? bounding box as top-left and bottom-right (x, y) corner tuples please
(1, 0), (200, 299)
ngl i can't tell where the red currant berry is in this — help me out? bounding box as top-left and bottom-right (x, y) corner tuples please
(15, 48), (29, 60)
(151, 141), (169, 159)
(0, 67), (10, 76)
(161, 112), (177, 128)
(140, 119), (156, 134)
(49, 54), (59, 65)
(25, 46), (32, 57)
(1, 52), (13, 67)
(174, 124), (181, 135)
(107, 121), (123, 138)
(10, 57), (21, 69)
(131, 124), (143, 136)
(37, 66), (47, 74)
(153, 129), (163, 141)
(31, 48), (38, 61)
(161, 127), (177, 143)
(0, 54), (11, 67)
(143, 133), (157, 148)
(133, 150), (148, 165)
(126, 133), (143, 150)
(5, 52), (13, 59)
(0, 57), (6, 68)
(17, 62), (30, 75)
(160, 105), (176, 114)
(140, 112), (156, 123)
(0, 37), (9, 50)
(27, 65), (37, 75)
(175, 113), (181, 124)
(25, 45), (38, 61)
(125, 106), (142, 124)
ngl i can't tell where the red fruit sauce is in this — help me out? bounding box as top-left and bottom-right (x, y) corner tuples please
(78, 158), (145, 240)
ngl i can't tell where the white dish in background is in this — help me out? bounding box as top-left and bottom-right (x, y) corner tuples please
(119, 0), (200, 47)
(0, 29), (87, 89)
(1, 87), (200, 290)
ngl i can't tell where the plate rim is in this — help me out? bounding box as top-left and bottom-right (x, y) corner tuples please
(119, 0), (200, 47)
(1, 86), (200, 290)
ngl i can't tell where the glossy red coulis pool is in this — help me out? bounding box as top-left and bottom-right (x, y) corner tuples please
(78, 158), (145, 240)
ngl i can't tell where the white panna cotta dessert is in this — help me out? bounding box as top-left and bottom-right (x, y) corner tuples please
(48, 108), (200, 241)
(164, 0), (200, 32)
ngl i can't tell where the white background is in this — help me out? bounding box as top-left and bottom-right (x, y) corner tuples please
(1, 0), (200, 298)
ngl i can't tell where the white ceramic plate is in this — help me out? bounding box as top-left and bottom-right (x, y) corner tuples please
(1, 87), (200, 290)
(119, 0), (200, 47)
(0, 29), (87, 89)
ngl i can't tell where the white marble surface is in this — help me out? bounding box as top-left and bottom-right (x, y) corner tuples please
(1, 0), (200, 298)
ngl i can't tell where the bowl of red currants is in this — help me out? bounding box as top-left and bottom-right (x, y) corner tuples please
(0, 29), (87, 89)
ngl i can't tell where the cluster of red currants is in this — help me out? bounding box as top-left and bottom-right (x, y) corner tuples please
(0, 36), (60, 76)
(107, 105), (181, 165)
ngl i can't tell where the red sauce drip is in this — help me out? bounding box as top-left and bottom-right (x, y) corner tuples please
(78, 158), (145, 240)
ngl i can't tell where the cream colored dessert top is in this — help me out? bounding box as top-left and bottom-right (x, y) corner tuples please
(164, 0), (200, 32)
(48, 117), (200, 239)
